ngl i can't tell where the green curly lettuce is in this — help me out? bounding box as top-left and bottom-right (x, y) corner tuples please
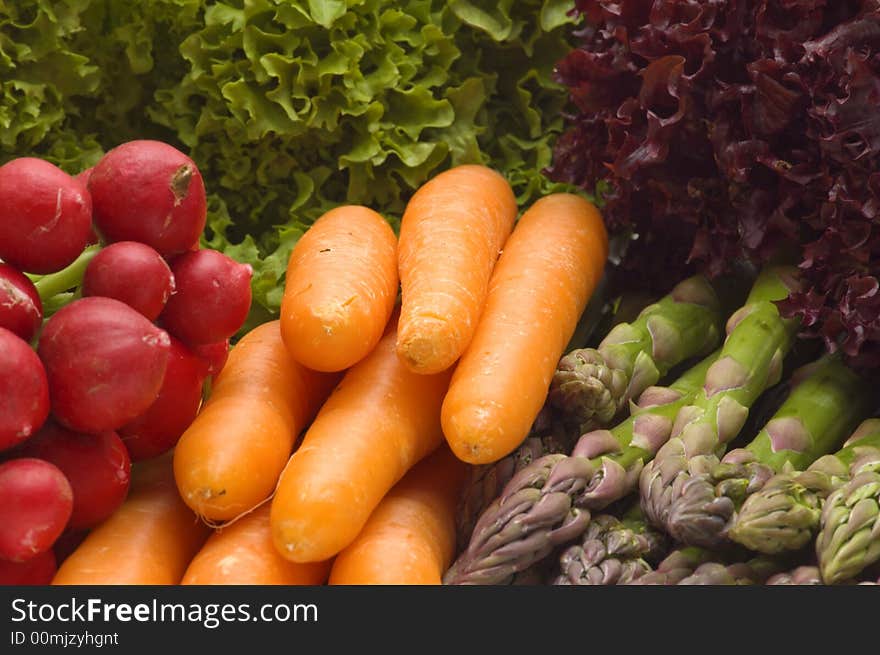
(1, 0), (579, 317)
(0, 0), (98, 157)
(149, 0), (579, 313)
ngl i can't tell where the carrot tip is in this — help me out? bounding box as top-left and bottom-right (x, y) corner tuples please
(396, 331), (458, 375)
(443, 402), (519, 465)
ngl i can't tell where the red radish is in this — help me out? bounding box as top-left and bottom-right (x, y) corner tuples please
(0, 458), (73, 562)
(74, 165), (99, 247)
(0, 157), (92, 274)
(0, 327), (50, 452)
(74, 167), (93, 186)
(18, 422), (131, 530)
(82, 241), (175, 321)
(119, 337), (205, 462)
(159, 249), (253, 346)
(38, 297), (171, 433)
(191, 338), (230, 379)
(88, 140), (207, 256)
(0, 263), (43, 342)
(0, 549), (57, 585)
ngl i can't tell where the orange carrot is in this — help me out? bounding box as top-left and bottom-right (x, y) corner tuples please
(328, 446), (467, 585)
(181, 504), (331, 585)
(174, 321), (339, 522)
(442, 193), (608, 465)
(396, 164), (517, 375)
(52, 454), (208, 585)
(280, 205), (398, 372)
(270, 314), (453, 563)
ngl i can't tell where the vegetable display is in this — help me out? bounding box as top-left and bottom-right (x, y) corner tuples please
(1, 1), (879, 589)
(16, 421), (132, 531)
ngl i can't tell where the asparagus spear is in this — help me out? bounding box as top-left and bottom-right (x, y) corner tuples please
(552, 505), (668, 585)
(730, 419), (880, 554)
(625, 547), (714, 585)
(443, 350), (719, 585)
(638, 267), (801, 534)
(816, 447), (880, 584)
(768, 566), (880, 585)
(677, 559), (780, 585)
(454, 411), (575, 551)
(548, 275), (724, 430)
(766, 566), (823, 585)
(627, 548), (780, 585)
(665, 354), (870, 548)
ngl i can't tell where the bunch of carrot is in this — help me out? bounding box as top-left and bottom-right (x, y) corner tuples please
(51, 164), (608, 586)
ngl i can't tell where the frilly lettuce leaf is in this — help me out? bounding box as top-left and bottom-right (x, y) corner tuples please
(1, 0), (580, 323)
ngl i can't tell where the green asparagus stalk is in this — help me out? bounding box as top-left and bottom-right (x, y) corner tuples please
(816, 447), (880, 584)
(548, 275), (725, 431)
(677, 559), (781, 585)
(766, 566), (823, 585)
(443, 350), (719, 585)
(552, 505), (669, 585)
(623, 547), (715, 585)
(627, 548), (780, 585)
(729, 419), (880, 554)
(638, 267), (801, 534)
(454, 410), (575, 551)
(665, 354), (870, 548)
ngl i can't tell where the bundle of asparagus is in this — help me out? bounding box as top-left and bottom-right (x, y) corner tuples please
(664, 354), (871, 548)
(730, 420), (880, 555)
(447, 265), (880, 585)
(639, 267), (801, 533)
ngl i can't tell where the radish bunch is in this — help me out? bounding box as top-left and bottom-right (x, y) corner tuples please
(0, 140), (252, 584)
